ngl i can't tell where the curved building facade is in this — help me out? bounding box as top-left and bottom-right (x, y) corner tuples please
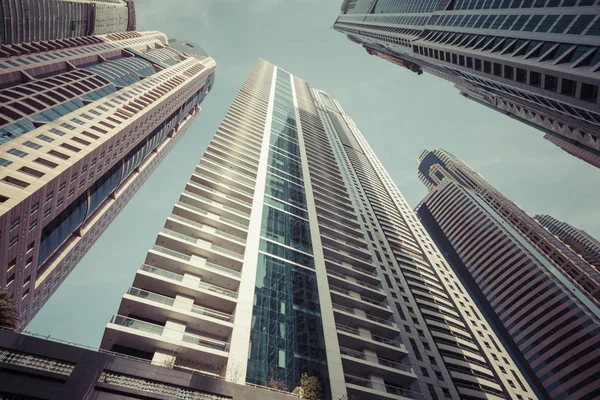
(0, 30), (216, 330)
(0, 0), (136, 46)
(418, 180), (600, 400)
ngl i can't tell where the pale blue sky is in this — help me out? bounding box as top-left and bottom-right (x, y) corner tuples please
(28, 0), (600, 346)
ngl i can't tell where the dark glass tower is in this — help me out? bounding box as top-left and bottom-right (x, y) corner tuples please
(334, 0), (600, 168)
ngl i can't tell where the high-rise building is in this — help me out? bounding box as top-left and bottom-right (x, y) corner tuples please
(101, 59), (534, 400)
(417, 148), (600, 301)
(333, 1), (600, 169)
(417, 179), (600, 400)
(0, 30), (216, 330)
(535, 214), (600, 271)
(0, 0), (136, 46)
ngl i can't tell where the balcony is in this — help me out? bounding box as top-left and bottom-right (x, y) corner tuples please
(134, 264), (237, 313)
(326, 270), (385, 300)
(174, 200), (248, 235)
(156, 229), (244, 273)
(120, 287), (233, 337)
(320, 232), (372, 261)
(147, 245), (240, 291)
(196, 163), (256, 194)
(339, 347), (417, 385)
(186, 181), (252, 212)
(191, 172), (254, 204)
(324, 257), (380, 286)
(182, 189), (251, 221)
(167, 214), (246, 252)
(329, 286), (392, 318)
(332, 303), (398, 338)
(336, 323), (408, 361)
(101, 315), (229, 369)
(322, 245), (374, 272)
(345, 375), (423, 400)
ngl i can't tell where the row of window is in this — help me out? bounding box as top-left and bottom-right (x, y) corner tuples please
(434, 12), (599, 36)
(448, 0), (597, 10)
(414, 44), (600, 121)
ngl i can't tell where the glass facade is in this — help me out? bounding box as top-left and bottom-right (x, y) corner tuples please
(246, 70), (330, 396)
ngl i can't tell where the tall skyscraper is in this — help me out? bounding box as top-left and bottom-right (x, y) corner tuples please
(417, 148), (600, 301)
(101, 59), (534, 400)
(0, 30), (216, 330)
(333, 1), (600, 169)
(535, 214), (600, 271)
(417, 179), (600, 400)
(0, 0), (136, 46)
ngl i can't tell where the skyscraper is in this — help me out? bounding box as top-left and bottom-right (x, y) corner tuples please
(417, 148), (600, 301)
(417, 179), (600, 400)
(333, 1), (600, 169)
(101, 59), (534, 400)
(0, 30), (216, 330)
(535, 214), (600, 271)
(0, 0), (136, 46)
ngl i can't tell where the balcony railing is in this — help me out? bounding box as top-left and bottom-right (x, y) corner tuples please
(140, 265), (238, 299)
(169, 214), (246, 244)
(330, 286), (387, 308)
(336, 323), (404, 350)
(332, 304), (396, 327)
(110, 315), (164, 335)
(339, 347), (413, 374)
(188, 181), (252, 207)
(327, 270), (382, 293)
(344, 375), (423, 399)
(325, 256), (377, 277)
(152, 245), (191, 262)
(183, 190), (251, 219)
(211, 244), (244, 260)
(127, 288), (234, 322)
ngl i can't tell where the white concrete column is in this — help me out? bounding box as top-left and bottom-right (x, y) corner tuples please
(163, 320), (186, 341)
(174, 295), (195, 313)
(152, 351), (176, 368)
(182, 272), (201, 288)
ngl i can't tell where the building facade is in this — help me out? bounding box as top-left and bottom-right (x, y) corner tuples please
(0, 30), (216, 330)
(535, 214), (600, 270)
(333, 0), (600, 169)
(417, 148), (600, 301)
(0, 0), (136, 46)
(101, 59), (534, 400)
(0, 329), (299, 400)
(417, 180), (600, 400)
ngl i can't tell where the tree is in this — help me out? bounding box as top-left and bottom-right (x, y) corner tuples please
(0, 289), (18, 330)
(339, 394), (361, 400)
(300, 373), (322, 400)
(266, 378), (288, 391)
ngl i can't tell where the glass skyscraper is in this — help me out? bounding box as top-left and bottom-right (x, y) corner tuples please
(0, 28), (216, 330)
(333, 0), (600, 169)
(101, 59), (535, 400)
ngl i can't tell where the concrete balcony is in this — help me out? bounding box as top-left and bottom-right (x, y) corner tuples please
(320, 232), (372, 261)
(208, 139), (259, 167)
(166, 214), (246, 254)
(102, 315), (229, 371)
(335, 324), (408, 362)
(119, 287), (234, 338)
(196, 163), (256, 195)
(192, 172), (255, 204)
(344, 375), (423, 400)
(324, 257), (380, 286)
(173, 201), (248, 236)
(185, 181), (252, 213)
(156, 230), (244, 273)
(147, 245), (240, 291)
(326, 270), (386, 301)
(198, 158), (257, 185)
(181, 189), (251, 223)
(339, 347), (417, 385)
(322, 245), (374, 272)
(134, 264), (237, 313)
(332, 303), (399, 338)
(329, 286), (392, 318)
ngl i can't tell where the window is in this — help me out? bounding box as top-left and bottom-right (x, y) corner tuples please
(31, 202), (39, 214)
(29, 219), (37, 231)
(504, 66), (514, 79)
(9, 235), (18, 248)
(493, 63), (502, 76)
(59, 181), (66, 192)
(561, 79), (576, 97)
(68, 187), (75, 197)
(23, 141), (41, 150)
(530, 71), (541, 87)
(49, 128), (65, 136)
(60, 123), (76, 130)
(580, 83), (598, 103)
(45, 191), (54, 203)
(10, 217), (20, 230)
(36, 134), (54, 143)
(57, 197), (64, 207)
(2, 176), (29, 188)
(19, 166), (44, 178)
(516, 68), (526, 83)
(7, 148), (28, 158)
(544, 74), (558, 92)
(44, 207), (51, 218)
(0, 157), (12, 167)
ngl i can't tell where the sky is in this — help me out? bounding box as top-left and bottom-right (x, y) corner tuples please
(28, 0), (600, 347)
